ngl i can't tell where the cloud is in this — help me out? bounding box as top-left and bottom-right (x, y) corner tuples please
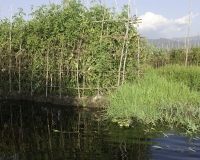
(137, 12), (199, 38)
(175, 13), (198, 24)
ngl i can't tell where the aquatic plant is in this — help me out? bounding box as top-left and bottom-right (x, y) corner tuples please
(105, 67), (200, 133)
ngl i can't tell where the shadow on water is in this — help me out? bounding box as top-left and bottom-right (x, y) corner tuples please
(0, 100), (200, 160)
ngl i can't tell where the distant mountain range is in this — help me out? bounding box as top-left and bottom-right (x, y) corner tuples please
(147, 36), (200, 49)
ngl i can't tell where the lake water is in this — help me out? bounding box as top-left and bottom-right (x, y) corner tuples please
(0, 100), (200, 160)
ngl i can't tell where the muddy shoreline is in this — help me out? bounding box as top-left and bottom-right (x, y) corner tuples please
(0, 91), (108, 108)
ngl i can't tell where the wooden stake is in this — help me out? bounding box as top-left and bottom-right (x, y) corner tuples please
(133, 0), (141, 77)
(98, 0), (106, 95)
(9, 3), (13, 92)
(46, 48), (49, 97)
(50, 74), (53, 94)
(185, 0), (192, 66)
(0, 6), (1, 91)
(19, 44), (22, 93)
(122, 0), (131, 84)
(59, 45), (63, 99)
(77, 40), (83, 99)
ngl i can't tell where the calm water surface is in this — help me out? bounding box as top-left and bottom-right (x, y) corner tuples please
(0, 100), (200, 160)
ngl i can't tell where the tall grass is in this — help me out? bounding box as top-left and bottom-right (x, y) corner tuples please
(105, 66), (200, 133)
(155, 65), (200, 91)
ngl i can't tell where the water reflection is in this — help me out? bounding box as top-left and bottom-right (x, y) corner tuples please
(0, 100), (200, 160)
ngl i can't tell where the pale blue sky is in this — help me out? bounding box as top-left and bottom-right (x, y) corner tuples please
(0, 0), (199, 39)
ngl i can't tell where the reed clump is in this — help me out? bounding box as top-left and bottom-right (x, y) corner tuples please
(155, 65), (200, 91)
(105, 66), (200, 133)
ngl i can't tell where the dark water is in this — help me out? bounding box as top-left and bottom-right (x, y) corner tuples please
(0, 100), (200, 160)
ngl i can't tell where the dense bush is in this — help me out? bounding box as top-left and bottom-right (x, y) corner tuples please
(0, 0), (146, 96)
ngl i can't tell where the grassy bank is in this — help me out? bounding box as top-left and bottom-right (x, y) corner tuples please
(104, 65), (200, 134)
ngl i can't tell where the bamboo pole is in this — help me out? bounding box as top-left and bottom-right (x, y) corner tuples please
(122, 0), (131, 84)
(134, 0), (141, 77)
(0, 61), (1, 91)
(46, 48), (49, 97)
(18, 44), (22, 93)
(195, 35), (198, 46)
(185, 0), (192, 66)
(84, 19), (142, 23)
(77, 40), (82, 99)
(59, 43), (64, 99)
(0, 9), (1, 90)
(178, 40), (179, 49)
(31, 55), (34, 96)
(118, 1), (131, 86)
(50, 74), (53, 94)
(82, 63), (86, 96)
(76, 53), (81, 99)
(0, 6), (1, 23)
(9, 3), (13, 92)
(97, 0), (106, 95)
(114, 0), (119, 13)
(137, 35), (140, 76)
(117, 38), (126, 85)
(47, 86), (118, 90)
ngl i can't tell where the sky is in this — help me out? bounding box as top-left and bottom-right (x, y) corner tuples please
(0, 0), (199, 39)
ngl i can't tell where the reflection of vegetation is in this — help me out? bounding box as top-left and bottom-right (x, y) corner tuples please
(0, 100), (161, 159)
(105, 65), (200, 134)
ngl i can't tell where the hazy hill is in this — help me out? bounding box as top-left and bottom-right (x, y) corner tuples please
(172, 36), (200, 47)
(148, 36), (200, 49)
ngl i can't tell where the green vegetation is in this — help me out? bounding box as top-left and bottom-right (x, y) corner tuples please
(154, 65), (200, 91)
(105, 65), (200, 134)
(147, 47), (200, 67)
(0, 0), (147, 97)
(1, 0), (200, 134)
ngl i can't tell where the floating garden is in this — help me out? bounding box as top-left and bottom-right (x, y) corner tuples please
(0, 0), (200, 135)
